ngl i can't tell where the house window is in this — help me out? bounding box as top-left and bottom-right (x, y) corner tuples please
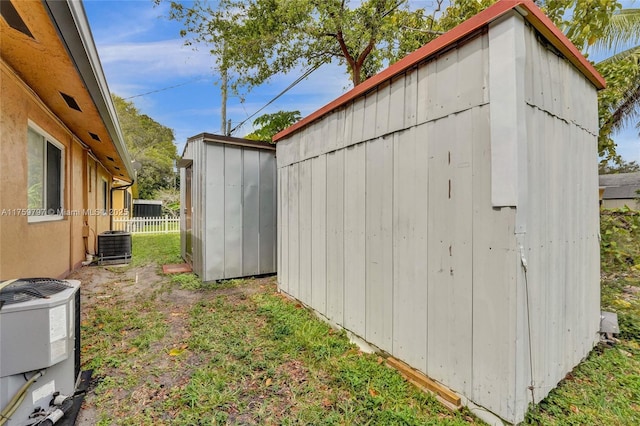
(27, 125), (64, 222)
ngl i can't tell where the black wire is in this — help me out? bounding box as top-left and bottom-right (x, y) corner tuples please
(123, 78), (207, 100)
(229, 61), (326, 135)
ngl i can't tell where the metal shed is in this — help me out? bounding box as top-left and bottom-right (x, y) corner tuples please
(274, 1), (604, 424)
(179, 133), (277, 282)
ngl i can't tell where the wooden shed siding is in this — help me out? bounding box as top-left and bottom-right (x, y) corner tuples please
(326, 150), (345, 324)
(365, 136), (394, 351)
(277, 34), (490, 170)
(392, 126), (429, 372)
(344, 143), (367, 336)
(523, 23), (598, 135)
(276, 9), (600, 424)
(311, 155), (328, 313)
(242, 149), (260, 275)
(185, 137), (277, 282)
(204, 143), (225, 278)
(520, 104), (600, 404)
(259, 151), (277, 271)
(278, 105), (520, 411)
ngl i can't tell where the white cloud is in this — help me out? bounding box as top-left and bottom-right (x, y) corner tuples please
(99, 39), (217, 84)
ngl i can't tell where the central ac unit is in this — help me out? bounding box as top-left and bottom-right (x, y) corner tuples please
(0, 279), (81, 426)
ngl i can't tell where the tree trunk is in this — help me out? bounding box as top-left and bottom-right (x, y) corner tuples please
(221, 67), (228, 135)
(351, 63), (362, 86)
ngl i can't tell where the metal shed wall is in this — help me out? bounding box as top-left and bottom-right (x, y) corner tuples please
(181, 135), (276, 282)
(276, 12), (600, 425)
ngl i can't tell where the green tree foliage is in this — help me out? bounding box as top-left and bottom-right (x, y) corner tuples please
(592, 8), (640, 164)
(245, 110), (302, 142)
(159, 0), (449, 89)
(163, 0), (633, 160)
(112, 95), (177, 199)
(599, 159), (640, 174)
(535, 0), (621, 51)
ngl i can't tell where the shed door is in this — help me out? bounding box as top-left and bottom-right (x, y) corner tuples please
(185, 164), (193, 263)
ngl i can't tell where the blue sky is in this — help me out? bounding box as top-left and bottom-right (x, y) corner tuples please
(84, 0), (639, 163)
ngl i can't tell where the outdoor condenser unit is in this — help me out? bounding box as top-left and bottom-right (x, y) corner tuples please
(97, 230), (132, 265)
(0, 279), (81, 426)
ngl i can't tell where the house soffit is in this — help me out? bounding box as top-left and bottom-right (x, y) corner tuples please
(0, 0), (131, 181)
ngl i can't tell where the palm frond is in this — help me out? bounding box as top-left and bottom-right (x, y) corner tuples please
(591, 8), (640, 54)
(606, 82), (640, 135)
(597, 44), (640, 66)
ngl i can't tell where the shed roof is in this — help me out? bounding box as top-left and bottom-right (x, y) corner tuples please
(600, 172), (640, 199)
(185, 133), (276, 153)
(273, 0), (605, 143)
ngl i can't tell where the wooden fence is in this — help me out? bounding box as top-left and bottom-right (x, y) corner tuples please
(112, 216), (179, 234)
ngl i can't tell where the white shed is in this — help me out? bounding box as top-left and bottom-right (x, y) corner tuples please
(274, 1), (605, 424)
(179, 133), (277, 282)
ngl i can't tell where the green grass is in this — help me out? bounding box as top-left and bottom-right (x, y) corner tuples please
(81, 230), (640, 425)
(165, 292), (477, 425)
(130, 233), (182, 267)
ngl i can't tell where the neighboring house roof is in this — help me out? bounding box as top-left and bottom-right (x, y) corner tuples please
(273, 0), (606, 143)
(599, 172), (640, 200)
(1, 0), (133, 181)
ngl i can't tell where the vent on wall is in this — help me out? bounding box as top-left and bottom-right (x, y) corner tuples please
(60, 92), (82, 112)
(0, 1), (34, 39)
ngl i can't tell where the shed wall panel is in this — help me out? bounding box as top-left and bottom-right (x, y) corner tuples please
(325, 113), (338, 154)
(298, 160), (313, 305)
(389, 75), (406, 133)
(326, 150), (345, 324)
(224, 147), (243, 278)
(242, 149), (260, 276)
(426, 114), (473, 395)
(288, 163), (300, 299)
(259, 151), (277, 274)
(375, 82), (391, 137)
(343, 143), (366, 336)
(279, 168), (289, 292)
(275, 14), (599, 424)
(311, 155), (328, 314)
(275, 34), (489, 169)
(434, 49), (459, 119)
(392, 126), (429, 372)
(204, 144), (225, 281)
(456, 35), (490, 110)
(404, 68), (418, 128)
(363, 91), (378, 142)
(523, 24), (598, 135)
(191, 144), (206, 276)
(351, 98), (365, 147)
(470, 106), (518, 416)
(365, 136), (394, 352)
(522, 105), (600, 405)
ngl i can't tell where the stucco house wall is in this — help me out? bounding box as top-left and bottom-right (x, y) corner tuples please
(0, 0), (133, 279)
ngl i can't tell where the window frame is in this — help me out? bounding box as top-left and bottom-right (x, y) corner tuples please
(27, 121), (65, 223)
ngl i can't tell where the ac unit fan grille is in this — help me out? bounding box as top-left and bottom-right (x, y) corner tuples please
(0, 278), (71, 308)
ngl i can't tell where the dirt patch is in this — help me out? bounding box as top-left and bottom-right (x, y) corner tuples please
(67, 263), (275, 425)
